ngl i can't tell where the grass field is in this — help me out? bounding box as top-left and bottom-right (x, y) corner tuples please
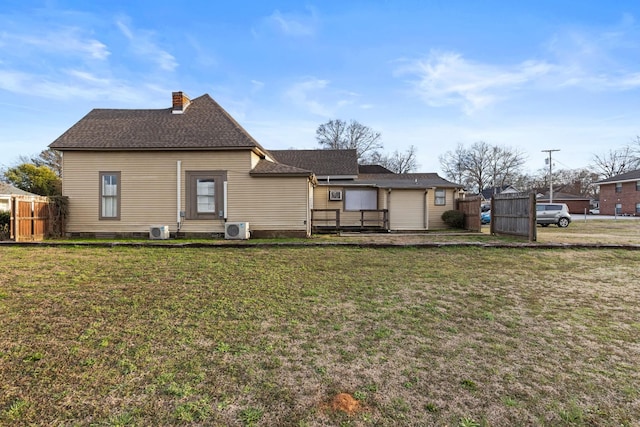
(1, 243), (639, 426)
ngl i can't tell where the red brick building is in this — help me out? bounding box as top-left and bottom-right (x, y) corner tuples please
(596, 170), (640, 216)
(537, 192), (591, 214)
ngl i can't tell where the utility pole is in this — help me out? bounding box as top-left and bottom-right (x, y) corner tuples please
(542, 149), (560, 203)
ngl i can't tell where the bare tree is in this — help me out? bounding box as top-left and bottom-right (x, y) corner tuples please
(316, 119), (382, 163)
(489, 145), (527, 189)
(555, 168), (600, 198)
(464, 141), (493, 193)
(439, 143), (470, 187)
(440, 141), (526, 193)
(372, 145), (419, 173)
(32, 148), (62, 177)
(592, 146), (639, 178)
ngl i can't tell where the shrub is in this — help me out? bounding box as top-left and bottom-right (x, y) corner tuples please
(441, 210), (465, 229)
(0, 210), (10, 240)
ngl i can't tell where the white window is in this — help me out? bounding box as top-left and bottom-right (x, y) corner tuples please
(100, 172), (120, 220)
(196, 179), (215, 213)
(345, 189), (377, 211)
(435, 189), (446, 206)
(636, 181), (640, 192)
(615, 183), (622, 193)
(636, 203), (640, 214)
(186, 171), (226, 220)
(615, 203), (622, 214)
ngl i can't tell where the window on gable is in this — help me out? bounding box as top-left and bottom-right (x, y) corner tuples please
(344, 188), (377, 211)
(435, 189), (446, 206)
(615, 183), (622, 193)
(99, 172), (120, 220)
(186, 171), (226, 220)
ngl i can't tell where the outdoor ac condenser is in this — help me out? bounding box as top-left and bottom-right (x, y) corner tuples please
(149, 225), (170, 240)
(224, 222), (250, 240)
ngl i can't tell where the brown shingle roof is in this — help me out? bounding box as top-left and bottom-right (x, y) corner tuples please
(250, 159), (313, 177)
(269, 149), (359, 177)
(49, 94), (268, 153)
(358, 164), (394, 174)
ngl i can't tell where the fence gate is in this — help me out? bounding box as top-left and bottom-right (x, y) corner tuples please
(457, 196), (482, 232)
(490, 192), (536, 241)
(11, 196), (50, 242)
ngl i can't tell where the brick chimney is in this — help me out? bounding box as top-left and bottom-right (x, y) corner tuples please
(172, 91), (191, 114)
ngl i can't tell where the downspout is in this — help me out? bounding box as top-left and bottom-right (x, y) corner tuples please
(223, 181), (228, 220)
(176, 160), (182, 233)
(423, 189), (428, 229)
(387, 188), (392, 230)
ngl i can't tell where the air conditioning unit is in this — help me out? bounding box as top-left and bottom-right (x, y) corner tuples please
(149, 225), (170, 240)
(329, 190), (343, 201)
(225, 222), (250, 240)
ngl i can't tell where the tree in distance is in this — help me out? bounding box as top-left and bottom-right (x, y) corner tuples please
(315, 119), (418, 173)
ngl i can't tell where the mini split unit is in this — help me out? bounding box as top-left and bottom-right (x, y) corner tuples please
(149, 225), (170, 240)
(224, 222), (250, 240)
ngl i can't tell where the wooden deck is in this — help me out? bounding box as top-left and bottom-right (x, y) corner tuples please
(311, 209), (389, 233)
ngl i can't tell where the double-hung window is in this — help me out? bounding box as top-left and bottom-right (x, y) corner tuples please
(99, 172), (120, 220)
(636, 181), (640, 192)
(435, 189), (446, 206)
(615, 183), (622, 193)
(186, 171), (226, 219)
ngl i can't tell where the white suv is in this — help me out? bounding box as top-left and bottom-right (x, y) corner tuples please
(536, 203), (571, 228)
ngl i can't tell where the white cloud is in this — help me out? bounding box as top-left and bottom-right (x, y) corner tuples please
(116, 18), (177, 71)
(65, 69), (110, 85)
(285, 78), (332, 116)
(0, 68), (160, 104)
(0, 27), (109, 60)
(263, 8), (318, 37)
(398, 50), (553, 114)
(283, 78), (367, 117)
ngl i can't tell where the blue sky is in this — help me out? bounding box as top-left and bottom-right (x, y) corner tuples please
(1, 1), (639, 175)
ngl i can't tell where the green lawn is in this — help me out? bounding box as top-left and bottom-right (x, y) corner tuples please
(1, 246), (639, 426)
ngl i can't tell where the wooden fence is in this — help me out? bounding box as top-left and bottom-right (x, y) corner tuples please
(10, 196), (50, 242)
(490, 192), (536, 241)
(456, 196), (482, 232)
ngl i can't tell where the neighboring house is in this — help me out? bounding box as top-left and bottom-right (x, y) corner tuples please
(0, 182), (40, 212)
(595, 169), (640, 216)
(49, 92), (463, 238)
(536, 192), (590, 214)
(480, 185), (519, 202)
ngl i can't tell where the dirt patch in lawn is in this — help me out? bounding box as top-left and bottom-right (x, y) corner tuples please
(331, 393), (361, 414)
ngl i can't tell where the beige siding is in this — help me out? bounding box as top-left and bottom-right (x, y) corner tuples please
(62, 151), (309, 234)
(427, 188), (458, 229)
(389, 189), (426, 230)
(312, 185), (386, 227)
(310, 185), (459, 230)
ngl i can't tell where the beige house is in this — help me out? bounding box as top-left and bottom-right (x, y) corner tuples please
(50, 92), (315, 238)
(49, 92), (462, 238)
